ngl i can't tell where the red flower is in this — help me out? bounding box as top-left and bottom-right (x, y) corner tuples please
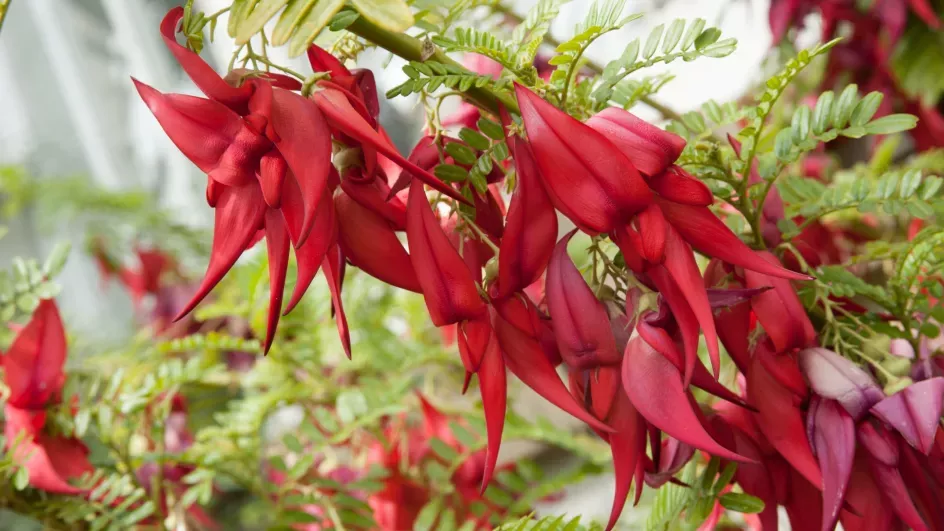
(2, 300), (94, 494)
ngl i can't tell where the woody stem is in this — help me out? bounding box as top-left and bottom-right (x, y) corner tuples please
(345, 15), (519, 115)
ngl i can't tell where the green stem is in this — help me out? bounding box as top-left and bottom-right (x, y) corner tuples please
(345, 15), (518, 115)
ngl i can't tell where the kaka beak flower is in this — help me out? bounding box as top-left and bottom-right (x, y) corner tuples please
(858, 421), (930, 531)
(335, 189), (421, 292)
(744, 252), (817, 353)
(799, 347), (884, 421)
(494, 135), (557, 299)
(545, 230), (622, 370)
(491, 296), (612, 433)
(807, 397), (856, 531)
(748, 347), (823, 489)
(307, 44), (379, 122)
(870, 377), (944, 455)
(2, 300), (94, 494)
(339, 167), (407, 230)
(514, 84), (652, 233)
(644, 436), (695, 488)
(622, 335), (749, 462)
(584, 107), (686, 177)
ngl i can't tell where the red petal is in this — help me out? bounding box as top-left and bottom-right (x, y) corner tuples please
(281, 178), (337, 315)
(647, 267), (700, 386)
(604, 392), (644, 531)
(4, 406), (92, 494)
(809, 397), (855, 531)
(307, 44), (352, 78)
(546, 230), (621, 370)
(622, 337), (748, 461)
(323, 245), (350, 358)
(859, 424), (929, 531)
(746, 255), (817, 352)
(262, 210), (291, 354)
(584, 107), (685, 177)
(159, 7), (252, 110)
(871, 377), (944, 455)
(648, 165), (713, 206)
(495, 138), (557, 298)
(634, 204), (667, 264)
(748, 354), (823, 488)
(313, 88), (468, 204)
(492, 305), (613, 433)
(907, 0), (941, 29)
(176, 184), (267, 319)
(133, 79), (262, 186)
(514, 84), (651, 233)
(475, 326), (506, 491)
(660, 225), (722, 378)
(3, 300), (66, 409)
(336, 191), (421, 292)
(406, 180), (486, 326)
(258, 88), (333, 244)
(340, 170), (408, 230)
(657, 199), (811, 281)
(259, 150), (287, 208)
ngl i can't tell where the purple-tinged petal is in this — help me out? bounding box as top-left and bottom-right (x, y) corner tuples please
(871, 377), (944, 454)
(799, 347), (884, 421)
(809, 397), (855, 531)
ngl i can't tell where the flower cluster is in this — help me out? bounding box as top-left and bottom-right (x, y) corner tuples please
(126, 6), (944, 530)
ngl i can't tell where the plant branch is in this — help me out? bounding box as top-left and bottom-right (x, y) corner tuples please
(0, 0), (10, 36)
(346, 15), (519, 115)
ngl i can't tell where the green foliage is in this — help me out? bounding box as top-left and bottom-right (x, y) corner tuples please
(733, 39), (842, 175)
(592, 18), (737, 106)
(0, 243), (69, 325)
(771, 87), (917, 165)
(387, 60), (508, 98)
(510, 0), (569, 70)
(892, 18), (944, 106)
(495, 514), (602, 531)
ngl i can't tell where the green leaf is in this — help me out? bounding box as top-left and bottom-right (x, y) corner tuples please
(42, 241), (71, 278)
(662, 19), (685, 53)
(14, 466), (29, 490)
(832, 84), (859, 128)
(272, 0), (318, 46)
(680, 18), (706, 50)
(719, 492), (765, 514)
(350, 0), (413, 32)
(812, 91), (834, 134)
(434, 164), (469, 183)
(863, 114), (918, 135)
(477, 118), (505, 140)
(413, 498), (443, 531)
(288, 0), (346, 57)
(329, 9), (360, 31)
(791, 105), (811, 144)
(459, 128), (490, 150)
(694, 27), (721, 50)
(235, 0), (290, 44)
(445, 142), (477, 165)
(643, 24), (665, 59)
(850, 92), (884, 127)
(429, 438), (459, 461)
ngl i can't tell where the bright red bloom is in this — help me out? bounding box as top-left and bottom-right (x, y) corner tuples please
(2, 300), (94, 494)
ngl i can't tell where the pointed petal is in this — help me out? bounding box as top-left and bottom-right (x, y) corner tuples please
(585, 107), (686, 177)
(799, 347), (884, 421)
(262, 210), (291, 354)
(492, 306), (613, 433)
(647, 166), (714, 207)
(546, 230), (621, 370)
(515, 83), (652, 233)
(159, 7), (252, 109)
(660, 225), (722, 378)
(176, 185), (267, 319)
(282, 179), (337, 315)
(871, 377), (944, 454)
(340, 170), (408, 230)
(604, 392), (643, 531)
(746, 256), (817, 352)
(706, 286), (771, 308)
(809, 397), (855, 531)
(637, 317), (753, 410)
(336, 191), (421, 292)
(406, 180), (486, 326)
(133, 79), (261, 186)
(657, 199), (810, 280)
(496, 138), (557, 298)
(476, 327), (506, 491)
(622, 337), (749, 461)
(840, 458), (897, 531)
(4, 407), (92, 494)
(458, 317), (491, 373)
(3, 300), (66, 409)
(748, 354), (823, 488)
(258, 88), (333, 244)
(647, 268), (701, 386)
(313, 88), (468, 204)
(307, 44), (352, 78)
(859, 423), (929, 531)
(323, 245), (350, 358)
